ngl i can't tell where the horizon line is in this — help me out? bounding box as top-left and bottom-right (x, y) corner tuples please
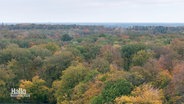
(2, 22), (184, 24)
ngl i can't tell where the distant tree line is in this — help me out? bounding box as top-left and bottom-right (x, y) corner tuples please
(1, 24), (184, 35)
(127, 26), (184, 34)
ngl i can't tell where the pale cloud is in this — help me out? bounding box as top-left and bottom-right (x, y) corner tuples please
(0, 0), (184, 23)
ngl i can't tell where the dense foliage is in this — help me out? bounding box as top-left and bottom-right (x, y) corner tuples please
(0, 24), (184, 103)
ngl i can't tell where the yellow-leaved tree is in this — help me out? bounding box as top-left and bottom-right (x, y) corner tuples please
(20, 76), (51, 103)
(115, 84), (164, 104)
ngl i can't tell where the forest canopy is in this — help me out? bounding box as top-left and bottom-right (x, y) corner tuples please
(0, 24), (184, 104)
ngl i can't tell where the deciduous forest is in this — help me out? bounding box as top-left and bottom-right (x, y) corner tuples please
(0, 24), (184, 104)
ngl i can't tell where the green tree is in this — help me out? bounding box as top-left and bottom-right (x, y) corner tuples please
(92, 79), (133, 103)
(54, 64), (97, 103)
(29, 46), (52, 58)
(121, 44), (146, 70)
(42, 51), (74, 86)
(76, 44), (100, 61)
(132, 50), (153, 66)
(61, 34), (73, 41)
(42, 42), (60, 53)
(130, 59), (162, 84)
(0, 68), (15, 102)
(2, 44), (33, 80)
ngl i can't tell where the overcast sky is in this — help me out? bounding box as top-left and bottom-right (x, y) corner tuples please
(0, 0), (184, 23)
